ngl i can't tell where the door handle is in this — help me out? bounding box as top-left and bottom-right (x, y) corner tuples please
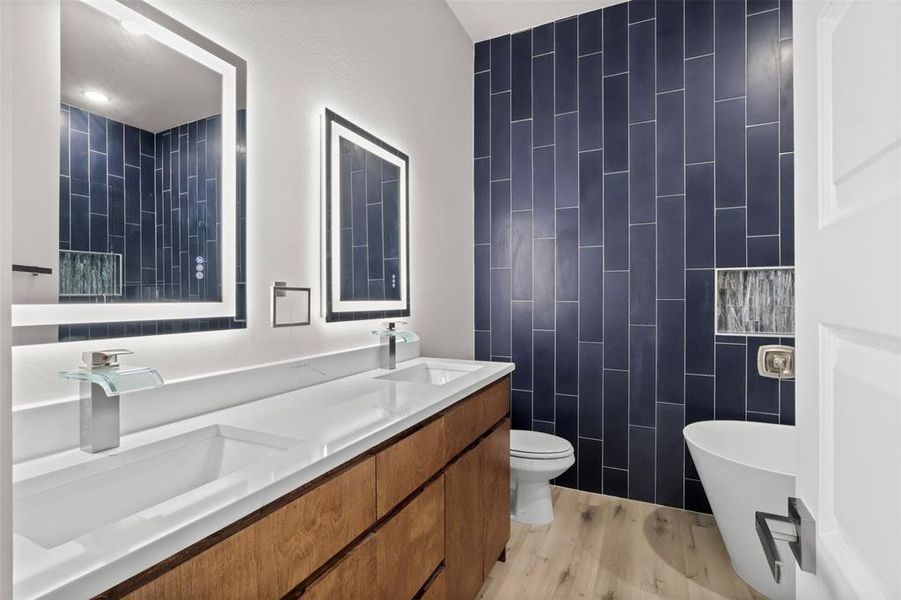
(755, 497), (816, 583)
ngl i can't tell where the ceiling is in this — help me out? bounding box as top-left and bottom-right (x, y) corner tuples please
(445, 0), (620, 42)
(61, 0), (221, 133)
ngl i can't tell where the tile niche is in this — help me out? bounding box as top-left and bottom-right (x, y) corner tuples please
(716, 267), (795, 336)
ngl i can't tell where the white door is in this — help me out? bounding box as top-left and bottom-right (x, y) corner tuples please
(794, 0), (901, 597)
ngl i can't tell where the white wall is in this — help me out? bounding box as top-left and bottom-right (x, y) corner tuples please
(1, 1), (14, 594)
(10, 0), (474, 409)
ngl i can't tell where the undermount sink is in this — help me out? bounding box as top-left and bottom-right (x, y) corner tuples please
(376, 361), (481, 385)
(14, 425), (302, 548)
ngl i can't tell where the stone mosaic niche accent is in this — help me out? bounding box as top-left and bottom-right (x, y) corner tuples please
(59, 250), (122, 297)
(716, 268), (795, 335)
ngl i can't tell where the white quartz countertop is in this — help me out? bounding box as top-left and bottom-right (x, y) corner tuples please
(12, 357), (514, 600)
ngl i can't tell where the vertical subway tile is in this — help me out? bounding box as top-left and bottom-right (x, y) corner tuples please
(474, 158), (490, 244)
(685, 55), (714, 164)
(780, 39), (794, 152)
(656, 402), (685, 507)
(715, 98), (747, 208)
(533, 146), (555, 238)
(657, 91), (685, 196)
(474, 244), (490, 330)
(629, 122), (655, 223)
(781, 379), (796, 425)
(69, 105), (88, 132)
(579, 246), (604, 342)
(603, 3), (628, 75)
(555, 393), (579, 488)
(512, 121), (532, 210)
(533, 330), (556, 421)
(533, 53), (555, 147)
(490, 35), (511, 93)
(579, 52), (604, 151)
(748, 235), (780, 267)
(578, 439), (603, 493)
(108, 120), (123, 178)
(604, 467), (629, 497)
(629, 425), (656, 502)
(555, 18), (578, 114)
(511, 30), (532, 120)
(715, 343), (746, 419)
(89, 113), (107, 153)
(533, 22), (554, 55)
(534, 238), (556, 330)
(656, 0), (684, 93)
(555, 113), (578, 207)
(579, 8), (603, 55)
(781, 0), (793, 39)
(124, 125), (140, 167)
(716, 208), (747, 268)
(604, 271), (630, 370)
(512, 302), (533, 390)
(747, 337), (780, 412)
(60, 107), (70, 176)
(490, 92), (511, 180)
(686, 163), (715, 268)
(70, 129), (89, 194)
(685, 0), (713, 58)
(604, 172), (629, 269)
(629, 326), (656, 427)
(747, 9), (780, 125)
(748, 0), (778, 14)
(512, 390), (532, 430)
(603, 369), (629, 468)
(71, 195), (89, 251)
(747, 123), (780, 235)
(657, 196), (685, 299)
(629, 0), (655, 23)
(474, 72), (490, 159)
(474, 40), (489, 72)
(780, 153), (795, 265)
(512, 209), (533, 300)
(714, 0), (746, 100)
(686, 374), (715, 425)
(657, 300), (685, 404)
(490, 269), (512, 356)
(629, 223), (656, 325)
(475, 330), (490, 362)
(628, 19), (655, 123)
(579, 150), (604, 245)
(556, 207), (579, 300)
(491, 180), (511, 268)
(604, 74), (629, 172)
(685, 479), (712, 513)
(685, 269), (715, 374)
(556, 302), (579, 395)
(579, 342), (604, 438)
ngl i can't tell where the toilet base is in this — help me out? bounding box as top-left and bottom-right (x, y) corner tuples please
(511, 480), (555, 525)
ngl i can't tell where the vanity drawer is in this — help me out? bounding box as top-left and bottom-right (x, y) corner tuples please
(420, 567), (447, 600)
(375, 475), (445, 600)
(301, 534), (377, 600)
(375, 417), (446, 517)
(444, 376), (509, 461)
(125, 456), (376, 600)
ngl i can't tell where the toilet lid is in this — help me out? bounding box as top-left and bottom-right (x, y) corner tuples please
(510, 430), (574, 459)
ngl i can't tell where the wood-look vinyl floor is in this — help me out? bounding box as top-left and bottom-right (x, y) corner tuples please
(478, 486), (768, 600)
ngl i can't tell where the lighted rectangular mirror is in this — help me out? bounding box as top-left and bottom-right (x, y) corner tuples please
(322, 109), (409, 322)
(10, 0), (246, 344)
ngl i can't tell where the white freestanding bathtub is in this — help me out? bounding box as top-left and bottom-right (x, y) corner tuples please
(684, 420), (797, 600)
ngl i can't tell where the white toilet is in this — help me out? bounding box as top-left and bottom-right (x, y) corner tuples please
(509, 429), (575, 525)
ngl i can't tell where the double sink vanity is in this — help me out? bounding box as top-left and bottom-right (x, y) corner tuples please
(14, 358), (513, 599)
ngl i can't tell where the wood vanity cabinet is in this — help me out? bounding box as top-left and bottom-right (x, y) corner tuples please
(106, 376), (510, 600)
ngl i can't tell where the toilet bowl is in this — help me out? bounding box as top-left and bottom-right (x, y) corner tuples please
(509, 430), (575, 525)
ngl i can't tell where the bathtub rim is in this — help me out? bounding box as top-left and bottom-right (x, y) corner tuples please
(683, 420), (796, 479)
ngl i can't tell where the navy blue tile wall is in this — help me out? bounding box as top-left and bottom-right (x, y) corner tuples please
(474, 0), (794, 511)
(58, 105), (246, 342)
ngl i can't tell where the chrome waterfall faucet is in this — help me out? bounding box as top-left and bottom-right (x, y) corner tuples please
(371, 321), (419, 370)
(61, 349), (164, 453)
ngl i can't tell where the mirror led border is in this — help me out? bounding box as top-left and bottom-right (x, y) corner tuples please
(11, 0), (238, 327)
(328, 120), (409, 313)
